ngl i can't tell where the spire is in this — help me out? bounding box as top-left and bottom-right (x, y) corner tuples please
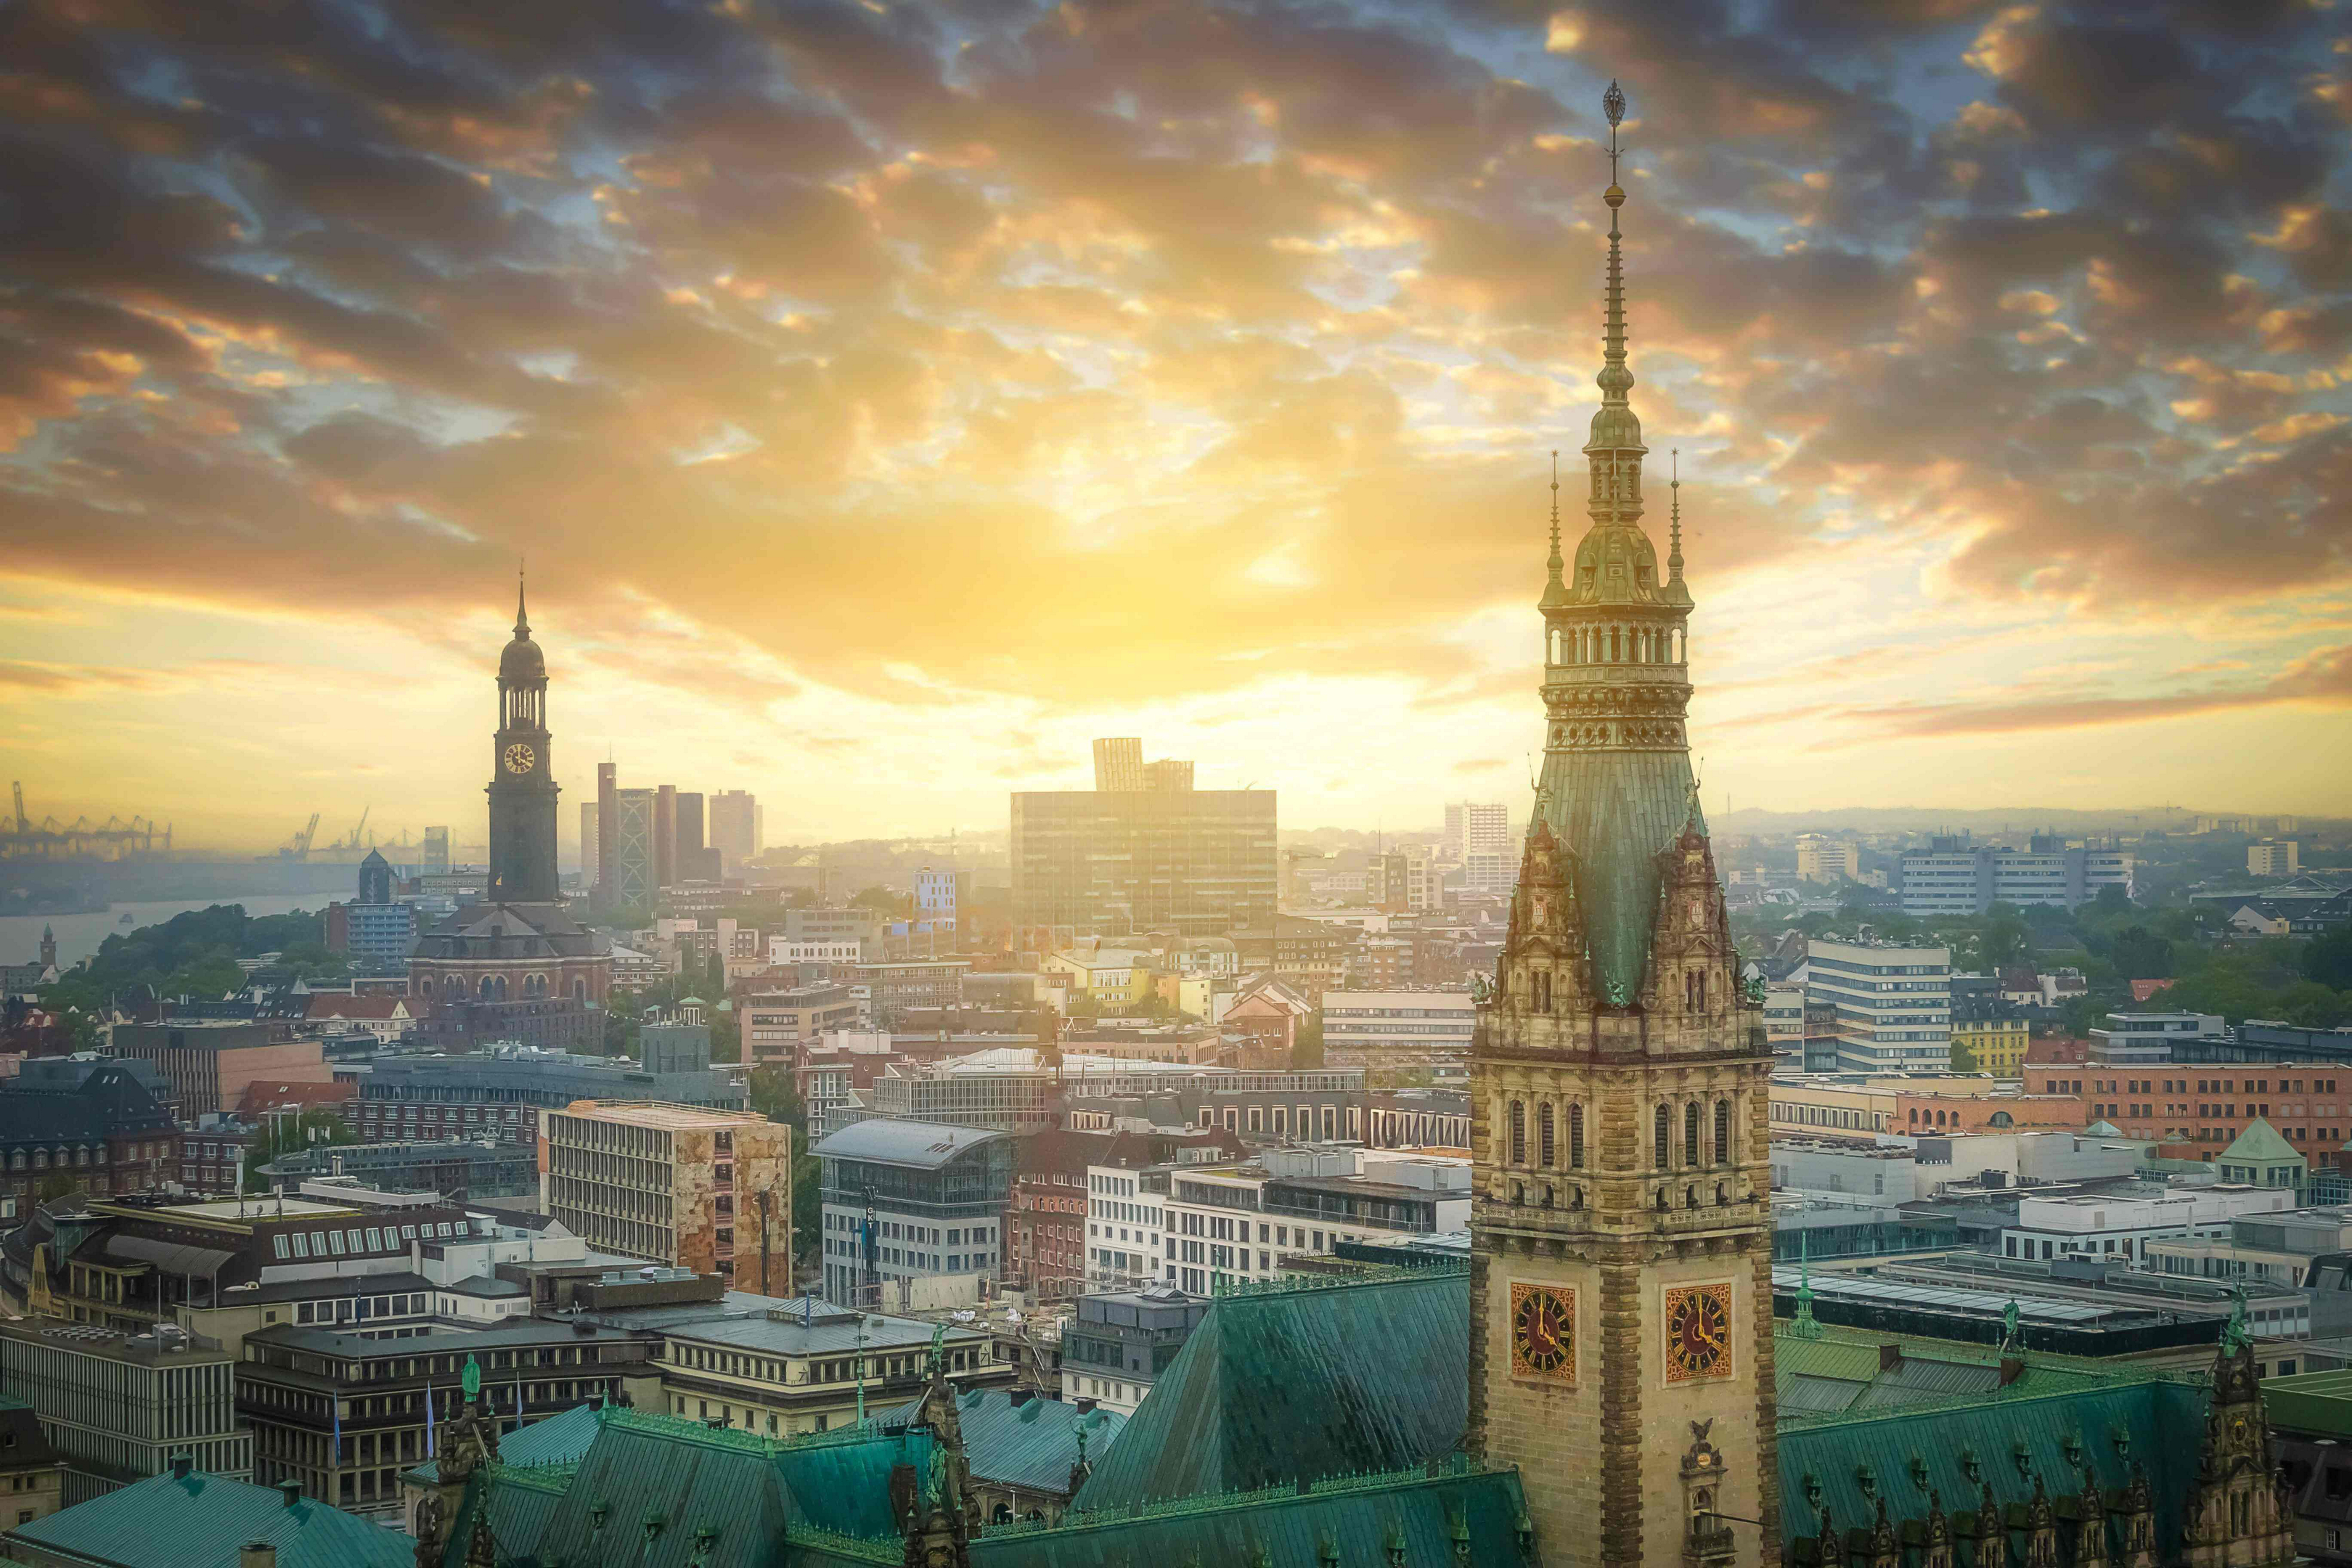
(513, 563), (530, 639)
(1667, 449), (1683, 578)
(1597, 80), (1633, 422)
(1540, 449), (1572, 610)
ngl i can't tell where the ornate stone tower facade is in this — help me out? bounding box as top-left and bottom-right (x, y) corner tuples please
(486, 577), (559, 904)
(1467, 82), (1779, 1568)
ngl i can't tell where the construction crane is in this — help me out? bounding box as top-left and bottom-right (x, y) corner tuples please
(327, 806), (370, 852)
(261, 812), (322, 862)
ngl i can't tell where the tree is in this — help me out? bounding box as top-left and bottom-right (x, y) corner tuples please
(2306, 926), (2352, 991)
(2107, 926), (2173, 981)
(849, 885), (910, 917)
(33, 1172), (87, 1204)
(242, 1111), (357, 1192)
(1948, 1037), (1980, 1074)
(1291, 1015), (1325, 1071)
(1975, 905), (2030, 973)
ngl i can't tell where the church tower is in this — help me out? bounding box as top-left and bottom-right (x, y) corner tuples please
(1468, 82), (1778, 1568)
(486, 576), (560, 904)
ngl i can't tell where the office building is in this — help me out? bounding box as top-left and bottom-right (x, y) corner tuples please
(579, 801), (599, 886)
(653, 1297), (1003, 1439)
(2031, 1057), (2347, 1154)
(1896, 836), (2134, 916)
(0, 1319), (249, 1505)
(1059, 1286), (1211, 1415)
(1012, 746), (1275, 935)
(256, 1138), (536, 1201)
(1760, 982), (1805, 1044)
(2090, 1009), (2227, 1066)
(1158, 1146), (1469, 1297)
(707, 789), (759, 875)
(544, 1101), (793, 1290)
(1091, 737), (1144, 791)
(239, 1319), (656, 1514)
(420, 826), (450, 876)
(0, 1402), (62, 1530)
(322, 850), (416, 968)
(652, 783), (678, 894)
(608, 787), (656, 910)
(1805, 939), (1952, 1071)
(913, 866), (957, 933)
(1318, 990), (1477, 1072)
(105, 1021), (332, 1121)
(2251, 839), (2302, 877)
(741, 987), (862, 1068)
(1998, 1184), (2298, 1266)
(1768, 1072), (2085, 1140)
(813, 1119), (1014, 1308)
(856, 959), (967, 1026)
(350, 1045), (744, 1148)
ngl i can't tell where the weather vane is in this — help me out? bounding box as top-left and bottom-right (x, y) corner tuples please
(1603, 79), (1625, 185)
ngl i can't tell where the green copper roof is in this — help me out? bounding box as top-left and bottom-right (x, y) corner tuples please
(403, 1398), (602, 1488)
(1537, 747), (1699, 1004)
(1779, 1376), (2210, 1561)
(1073, 1267), (1469, 1510)
(7, 1466), (412, 1568)
(441, 1404), (937, 1568)
(978, 1463), (1532, 1568)
(883, 1387), (1124, 1498)
(2220, 1116), (2304, 1167)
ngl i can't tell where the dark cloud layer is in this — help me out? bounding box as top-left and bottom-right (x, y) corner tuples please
(0, 0), (2344, 719)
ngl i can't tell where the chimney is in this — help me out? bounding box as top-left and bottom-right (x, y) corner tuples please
(170, 1453), (193, 1480)
(278, 1478), (302, 1508)
(240, 1545), (277, 1568)
(1878, 1343), (1903, 1373)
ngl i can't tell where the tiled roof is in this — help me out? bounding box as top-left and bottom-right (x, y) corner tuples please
(1073, 1267), (1470, 1509)
(5, 1466), (410, 1568)
(883, 1388), (1124, 1498)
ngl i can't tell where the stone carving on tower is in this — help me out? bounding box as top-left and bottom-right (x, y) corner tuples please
(1466, 81), (1779, 1568)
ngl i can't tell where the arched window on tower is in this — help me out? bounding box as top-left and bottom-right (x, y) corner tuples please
(1569, 1104), (1585, 1169)
(1538, 1103), (1556, 1168)
(1508, 1101), (1526, 1167)
(1715, 1099), (1731, 1165)
(478, 976), (495, 1001)
(1654, 1103), (1670, 1169)
(1684, 1102), (1702, 1167)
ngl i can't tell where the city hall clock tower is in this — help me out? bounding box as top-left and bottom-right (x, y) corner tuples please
(486, 576), (559, 904)
(1467, 83), (1778, 1568)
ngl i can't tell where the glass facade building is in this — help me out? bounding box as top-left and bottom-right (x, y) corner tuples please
(1010, 787), (1276, 936)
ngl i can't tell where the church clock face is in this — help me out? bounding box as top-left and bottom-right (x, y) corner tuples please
(503, 742), (536, 774)
(1509, 1282), (1575, 1384)
(1663, 1284), (1732, 1384)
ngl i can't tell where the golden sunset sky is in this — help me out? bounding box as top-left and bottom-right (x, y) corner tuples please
(3, 1), (2348, 850)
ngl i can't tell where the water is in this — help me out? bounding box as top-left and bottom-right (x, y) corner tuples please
(0, 895), (334, 971)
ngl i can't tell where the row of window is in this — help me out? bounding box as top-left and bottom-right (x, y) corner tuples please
(269, 1220), (463, 1261)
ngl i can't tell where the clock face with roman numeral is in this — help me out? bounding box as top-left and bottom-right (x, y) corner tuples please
(1664, 1283), (1732, 1383)
(1509, 1283), (1575, 1384)
(503, 742), (536, 774)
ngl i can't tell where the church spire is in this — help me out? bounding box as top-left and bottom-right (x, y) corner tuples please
(1597, 79), (1632, 428)
(1540, 449), (1572, 609)
(513, 564), (530, 640)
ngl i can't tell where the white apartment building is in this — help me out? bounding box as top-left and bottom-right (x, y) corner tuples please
(1796, 836), (1860, 884)
(1085, 1164), (1168, 1289)
(1999, 1185), (2298, 1267)
(1897, 843), (2133, 917)
(1806, 940), (1951, 1072)
(1159, 1147), (1470, 1297)
(1318, 990), (1477, 1071)
(1443, 802), (1511, 862)
(2249, 841), (2300, 877)
(1460, 849), (1514, 894)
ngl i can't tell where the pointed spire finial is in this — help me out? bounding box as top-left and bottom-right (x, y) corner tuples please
(1667, 448), (1685, 580)
(514, 560), (530, 638)
(1596, 83), (1634, 418)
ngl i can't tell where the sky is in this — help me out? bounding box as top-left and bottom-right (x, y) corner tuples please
(2, 0), (2348, 854)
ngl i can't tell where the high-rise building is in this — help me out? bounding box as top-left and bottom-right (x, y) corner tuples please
(676, 791), (705, 859)
(611, 788), (656, 910)
(708, 789), (759, 874)
(1092, 738), (1144, 791)
(1469, 89), (1779, 1563)
(595, 761), (618, 899)
(1795, 835), (1859, 883)
(1807, 939), (1953, 1071)
(1443, 802), (1511, 861)
(653, 783), (677, 892)
(579, 802), (599, 886)
(341, 849), (415, 966)
(1013, 748), (1275, 936)
(2250, 839), (2300, 877)
(1896, 835), (2133, 915)
(420, 825), (450, 876)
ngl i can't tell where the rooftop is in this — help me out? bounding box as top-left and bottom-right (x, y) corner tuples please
(812, 1117), (1010, 1168)
(1, 1463), (410, 1568)
(555, 1099), (767, 1130)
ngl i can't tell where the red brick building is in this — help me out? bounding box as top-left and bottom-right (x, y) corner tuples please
(2025, 1057), (2352, 1163)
